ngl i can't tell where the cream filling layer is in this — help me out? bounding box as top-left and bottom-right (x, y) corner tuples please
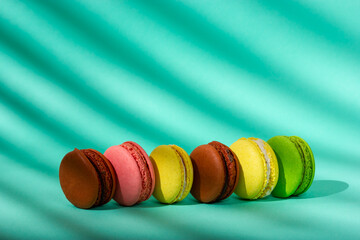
(252, 139), (272, 198)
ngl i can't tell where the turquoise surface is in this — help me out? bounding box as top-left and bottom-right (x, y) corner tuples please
(0, 0), (359, 239)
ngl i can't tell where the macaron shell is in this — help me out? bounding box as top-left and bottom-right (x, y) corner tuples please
(268, 136), (304, 198)
(104, 146), (142, 206)
(170, 145), (193, 202)
(291, 136), (315, 195)
(150, 145), (184, 204)
(59, 149), (100, 209)
(230, 138), (266, 199)
(126, 141), (155, 200)
(190, 144), (226, 203)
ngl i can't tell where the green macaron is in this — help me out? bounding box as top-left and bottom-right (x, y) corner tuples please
(267, 136), (315, 198)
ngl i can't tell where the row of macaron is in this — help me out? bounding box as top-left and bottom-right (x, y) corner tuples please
(59, 136), (315, 208)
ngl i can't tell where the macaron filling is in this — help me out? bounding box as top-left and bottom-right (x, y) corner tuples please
(121, 142), (152, 202)
(82, 149), (114, 206)
(171, 146), (187, 203)
(251, 139), (273, 199)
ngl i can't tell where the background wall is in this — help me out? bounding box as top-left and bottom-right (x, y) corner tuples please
(0, 0), (359, 239)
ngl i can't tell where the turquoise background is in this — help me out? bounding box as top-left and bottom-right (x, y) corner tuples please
(0, 0), (359, 239)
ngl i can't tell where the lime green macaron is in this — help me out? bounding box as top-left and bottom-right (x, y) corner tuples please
(150, 145), (193, 204)
(267, 136), (315, 198)
(230, 137), (279, 200)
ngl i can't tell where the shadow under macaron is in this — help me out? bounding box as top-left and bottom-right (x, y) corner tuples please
(85, 196), (201, 210)
(88, 198), (166, 210)
(296, 180), (349, 199)
(169, 196), (200, 206)
(130, 196), (202, 208)
(213, 179), (349, 204)
(89, 200), (120, 210)
(258, 180), (349, 202)
(87, 180), (349, 210)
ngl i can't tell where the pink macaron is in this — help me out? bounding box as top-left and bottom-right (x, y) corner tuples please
(104, 141), (155, 206)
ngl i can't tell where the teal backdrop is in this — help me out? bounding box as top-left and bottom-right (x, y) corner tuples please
(0, 0), (359, 239)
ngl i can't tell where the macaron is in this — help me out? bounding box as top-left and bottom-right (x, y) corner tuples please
(59, 148), (116, 209)
(230, 138), (279, 200)
(190, 141), (239, 203)
(104, 141), (155, 206)
(150, 145), (193, 204)
(267, 136), (315, 198)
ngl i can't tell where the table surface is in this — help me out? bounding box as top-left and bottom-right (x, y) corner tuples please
(0, 0), (359, 239)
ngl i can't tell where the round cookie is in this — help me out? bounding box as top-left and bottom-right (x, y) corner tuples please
(59, 148), (116, 209)
(230, 138), (279, 200)
(150, 145), (193, 204)
(104, 141), (155, 206)
(267, 136), (315, 198)
(190, 141), (239, 203)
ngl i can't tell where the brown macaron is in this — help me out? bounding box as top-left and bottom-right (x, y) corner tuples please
(59, 148), (116, 209)
(190, 141), (240, 203)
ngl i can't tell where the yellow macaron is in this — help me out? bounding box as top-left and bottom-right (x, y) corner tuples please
(230, 138), (279, 199)
(150, 145), (193, 204)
